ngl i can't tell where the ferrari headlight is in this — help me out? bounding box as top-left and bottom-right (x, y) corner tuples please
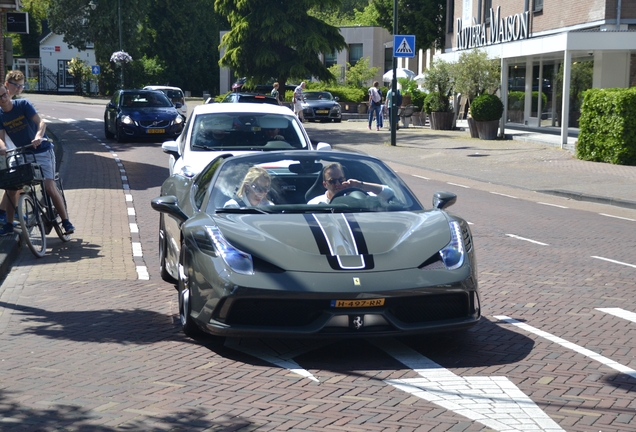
(121, 115), (135, 125)
(205, 226), (253, 275)
(439, 221), (465, 270)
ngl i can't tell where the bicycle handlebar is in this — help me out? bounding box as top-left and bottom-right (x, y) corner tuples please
(3, 138), (50, 156)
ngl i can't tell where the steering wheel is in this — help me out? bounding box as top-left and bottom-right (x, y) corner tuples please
(331, 187), (369, 201)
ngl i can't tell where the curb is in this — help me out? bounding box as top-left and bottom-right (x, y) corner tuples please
(538, 189), (636, 210)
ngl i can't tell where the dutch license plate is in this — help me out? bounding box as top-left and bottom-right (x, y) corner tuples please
(331, 298), (385, 308)
(316, 110), (329, 114)
(147, 128), (165, 134)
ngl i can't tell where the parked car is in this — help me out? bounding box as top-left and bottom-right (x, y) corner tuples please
(151, 150), (479, 338)
(104, 90), (184, 142)
(218, 92), (280, 105)
(143, 85), (187, 117)
(161, 102), (331, 176)
(302, 91), (342, 122)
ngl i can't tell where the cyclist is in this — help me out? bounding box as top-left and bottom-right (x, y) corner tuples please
(0, 83), (75, 236)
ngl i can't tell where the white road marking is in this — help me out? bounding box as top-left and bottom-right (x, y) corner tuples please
(505, 234), (549, 246)
(495, 315), (636, 380)
(59, 118), (77, 123)
(136, 266), (149, 280)
(537, 202), (568, 209)
(86, 118), (103, 122)
(129, 223), (138, 233)
(599, 213), (636, 222)
(490, 191), (518, 199)
(412, 174), (430, 180)
(373, 338), (564, 432)
(224, 338), (330, 382)
(591, 256), (636, 269)
(127, 207), (135, 216)
(596, 308), (636, 324)
(447, 182), (470, 188)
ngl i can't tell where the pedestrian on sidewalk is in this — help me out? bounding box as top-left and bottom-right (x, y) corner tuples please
(0, 83), (75, 235)
(293, 82), (306, 122)
(271, 82), (282, 105)
(368, 81), (383, 131)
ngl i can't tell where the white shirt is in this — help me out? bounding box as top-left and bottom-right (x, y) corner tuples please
(308, 186), (394, 204)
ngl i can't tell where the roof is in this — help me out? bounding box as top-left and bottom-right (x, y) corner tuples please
(192, 102), (295, 116)
(144, 85), (184, 92)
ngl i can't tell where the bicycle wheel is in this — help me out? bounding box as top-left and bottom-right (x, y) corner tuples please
(51, 177), (71, 242)
(18, 193), (46, 258)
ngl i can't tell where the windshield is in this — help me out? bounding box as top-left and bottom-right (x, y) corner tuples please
(304, 92), (334, 101)
(189, 112), (308, 151)
(121, 91), (172, 108)
(206, 153), (422, 214)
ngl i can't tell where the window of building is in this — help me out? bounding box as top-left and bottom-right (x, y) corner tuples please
(484, 0), (492, 24)
(324, 50), (337, 68)
(348, 44), (363, 67)
(534, 0), (543, 13)
(384, 47), (393, 73)
(447, 0), (455, 32)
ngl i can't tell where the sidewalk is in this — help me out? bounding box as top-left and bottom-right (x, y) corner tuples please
(1, 93), (635, 284)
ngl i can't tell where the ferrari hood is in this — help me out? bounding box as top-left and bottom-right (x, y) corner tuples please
(212, 211), (452, 272)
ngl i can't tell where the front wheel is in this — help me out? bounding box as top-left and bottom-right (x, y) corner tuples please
(178, 244), (200, 337)
(18, 194), (46, 258)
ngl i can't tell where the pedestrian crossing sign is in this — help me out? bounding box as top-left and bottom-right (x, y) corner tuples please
(393, 35), (415, 58)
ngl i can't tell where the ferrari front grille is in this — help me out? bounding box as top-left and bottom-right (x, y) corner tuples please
(388, 293), (470, 324)
(224, 299), (329, 326)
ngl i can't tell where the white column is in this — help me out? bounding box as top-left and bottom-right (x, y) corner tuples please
(561, 50), (572, 148)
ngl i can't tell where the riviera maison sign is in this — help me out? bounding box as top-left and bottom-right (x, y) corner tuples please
(456, 6), (530, 50)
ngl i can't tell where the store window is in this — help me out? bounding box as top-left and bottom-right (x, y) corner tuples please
(484, 0), (492, 24)
(348, 44), (363, 67)
(534, 0), (543, 13)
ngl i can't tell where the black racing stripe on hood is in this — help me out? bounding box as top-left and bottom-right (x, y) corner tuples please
(344, 213), (369, 255)
(303, 214), (331, 255)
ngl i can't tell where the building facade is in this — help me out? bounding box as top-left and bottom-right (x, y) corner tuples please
(440, 0), (636, 145)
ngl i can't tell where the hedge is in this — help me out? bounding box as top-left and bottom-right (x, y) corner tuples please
(577, 88), (636, 165)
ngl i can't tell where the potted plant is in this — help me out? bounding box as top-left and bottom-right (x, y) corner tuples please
(452, 49), (500, 138)
(422, 59), (454, 130)
(470, 93), (504, 140)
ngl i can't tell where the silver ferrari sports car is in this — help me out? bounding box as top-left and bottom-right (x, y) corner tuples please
(151, 151), (480, 338)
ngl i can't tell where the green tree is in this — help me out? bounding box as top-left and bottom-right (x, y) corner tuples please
(144, 0), (224, 94)
(373, 0), (446, 51)
(8, 0), (48, 57)
(310, 1), (379, 26)
(452, 49), (500, 103)
(216, 0), (347, 96)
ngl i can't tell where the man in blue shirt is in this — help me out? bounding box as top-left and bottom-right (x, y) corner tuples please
(0, 83), (75, 235)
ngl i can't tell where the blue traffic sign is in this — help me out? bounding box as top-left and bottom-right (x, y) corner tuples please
(91, 65), (101, 75)
(393, 35), (416, 58)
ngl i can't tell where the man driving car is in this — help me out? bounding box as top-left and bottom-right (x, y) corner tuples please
(308, 162), (393, 204)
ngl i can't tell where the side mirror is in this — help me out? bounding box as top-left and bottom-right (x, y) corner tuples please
(334, 96), (340, 101)
(315, 142), (331, 151)
(150, 195), (188, 223)
(432, 192), (457, 210)
(161, 140), (179, 159)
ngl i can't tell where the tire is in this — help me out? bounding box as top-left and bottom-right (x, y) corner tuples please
(52, 178), (71, 242)
(116, 122), (127, 143)
(18, 194), (46, 258)
(178, 244), (200, 337)
(334, 119), (342, 123)
(104, 118), (114, 139)
(159, 215), (177, 283)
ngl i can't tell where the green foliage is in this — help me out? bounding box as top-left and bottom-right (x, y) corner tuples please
(422, 59), (453, 112)
(373, 0), (446, 51)
(555, 60), (593, 113)
(67, 56), (91, 80)
(216, 0), (346, 98)
(411, 89), (426, 110)
(508, 91), (548, 112)
(8, 0), (47, 57)
(577, 88), (636, 166)
(452, 49), (500, 102)
(470, 94), (504, 121)
(397, 77), (419, 96)
(423, 92), (450, 114)
(309, 1), (379, 26)
(345, 57), (379, 88)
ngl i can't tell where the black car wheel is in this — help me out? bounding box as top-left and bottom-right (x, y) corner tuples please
(159, 215), (177, 284)
(116, 122), (127, 143)
(178, 244), (200, 337)
(334, 119), (342, 123)
(104, 117), (114, 139)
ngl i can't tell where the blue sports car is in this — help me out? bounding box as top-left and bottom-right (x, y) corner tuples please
(104, 89), (184, 142)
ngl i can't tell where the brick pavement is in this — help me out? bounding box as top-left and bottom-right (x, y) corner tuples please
(0, 95), (635, 430)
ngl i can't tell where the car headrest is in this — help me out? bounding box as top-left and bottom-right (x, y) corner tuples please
(305, 169), (326, 202)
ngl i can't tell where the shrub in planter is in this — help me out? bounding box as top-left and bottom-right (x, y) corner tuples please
(470, 94), (504, 121)
(423, 92), (452, 114)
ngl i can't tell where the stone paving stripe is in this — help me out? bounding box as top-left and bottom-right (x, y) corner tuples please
(591, 256), (636, 269)
(494, 315), (636, 379)
(505, 234), (549, 246)
(599, 213), (636, 222)
(537, 202), (568, 209)
(596, 307), (636, 324)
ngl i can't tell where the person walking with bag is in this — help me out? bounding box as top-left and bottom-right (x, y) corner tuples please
(368, 81), (382, 131)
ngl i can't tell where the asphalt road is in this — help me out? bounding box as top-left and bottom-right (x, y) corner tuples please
(0, 95), (634, 431)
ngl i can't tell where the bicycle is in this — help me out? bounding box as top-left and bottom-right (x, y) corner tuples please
(0, 140), (71, 257)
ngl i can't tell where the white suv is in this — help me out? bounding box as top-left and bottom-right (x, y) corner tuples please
(143, 85), (187, 117)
